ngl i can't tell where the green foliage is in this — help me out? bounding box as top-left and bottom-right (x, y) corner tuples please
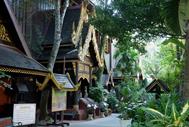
(118, 100), (145, 120)
(114, 42), (143, 78)
(88, 87), (104, 103)
(107, 93), (119, 111)
(162, 38), (184, 49)
(116, 80), (150, 120)
(142, 101), (189, 127)
(141, 41), (184, 90)
(132, 92), (188, 126)
(161, 0), (181, 35)
(92, 0), (182, 42)
(158, 43), (184, 90)
(179, 0), (189, 34)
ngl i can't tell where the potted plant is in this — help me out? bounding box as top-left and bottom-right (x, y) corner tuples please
(87, 104), (94, 120)
(99, 102), (108, 118)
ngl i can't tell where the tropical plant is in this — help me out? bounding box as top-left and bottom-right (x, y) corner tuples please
(88, 86), (104, 103)
(116, 79), (149, 120)
(142, 101), (189, 127)
(106, 93), (119, 112)
(118, 100), (146, 120)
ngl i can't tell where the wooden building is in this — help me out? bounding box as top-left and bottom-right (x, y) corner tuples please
(0, 0), (49, 125)
(0, 0), (79, 125)
(6, 0), (114, 120)
(31, 1), (103, 108)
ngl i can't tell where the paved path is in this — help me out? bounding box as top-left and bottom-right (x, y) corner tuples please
(65, 114), (121, 127)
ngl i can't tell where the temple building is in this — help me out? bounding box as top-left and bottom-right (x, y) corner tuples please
(31, 0), (103, 108)
(0, 0), (78, 125)
(5, 0), (114, 121)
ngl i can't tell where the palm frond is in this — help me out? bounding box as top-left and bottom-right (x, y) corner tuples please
(172, 103), (178, 121)
(142, 107), (165, 119)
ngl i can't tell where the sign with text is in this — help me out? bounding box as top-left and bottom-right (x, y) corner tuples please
(52, 88), (67, 112)
(13, 104), (36, 126)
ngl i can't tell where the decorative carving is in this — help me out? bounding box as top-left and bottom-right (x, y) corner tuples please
(78, 73), (90, 82)
(0, 23), (12, 42)
(79, 63), (85, 71)
(71, 3), (86, 46)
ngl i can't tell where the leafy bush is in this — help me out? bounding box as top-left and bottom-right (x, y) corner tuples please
(88, 87), (103, 103)
(107, 93), (119, 112)
(118, 100), (146, 120)
(99, 101), (108, 112)
(142, 101), (189, 127)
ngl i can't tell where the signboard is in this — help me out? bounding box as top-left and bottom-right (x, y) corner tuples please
(52, 88), (67, 112)
(13, 104), (36, 126)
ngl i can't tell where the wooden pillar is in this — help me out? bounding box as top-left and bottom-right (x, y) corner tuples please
(155, 86), (161, 100)
(73, 62), (79, 110)
(89, 65), (92, 86)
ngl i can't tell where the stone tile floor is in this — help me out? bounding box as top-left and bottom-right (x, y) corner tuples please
(64, 113), (122, 127)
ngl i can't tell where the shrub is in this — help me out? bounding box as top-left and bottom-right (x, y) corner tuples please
(88, 87), (103, 103)
(107, 93), (119, 112)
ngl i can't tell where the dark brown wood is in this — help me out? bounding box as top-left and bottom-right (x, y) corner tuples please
(3, 0), (32, 57)
(146, 79), (170, 99)
(89, 66), (92, 86)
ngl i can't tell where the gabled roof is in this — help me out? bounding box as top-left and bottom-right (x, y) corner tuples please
(0, 43), (48, 76)
(34, 2), (102, 66)
(32, 7), (82, 45)
(52, 73), (79, 91)
(38, 46), (79, 62)
(0, 0), (31, 57)
(37, 72), (80, 91)
(0, 1), (49, 76)
(145, 79), (170, 93)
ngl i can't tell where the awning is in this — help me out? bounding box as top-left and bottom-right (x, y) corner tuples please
(0, 44), (79, 92)
(37, 72), (80, 92)
(51, 73), (80, 91)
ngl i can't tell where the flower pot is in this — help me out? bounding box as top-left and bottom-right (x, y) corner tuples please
(119, 119), (132, 127)
(88, 114), (93, 120)
(100, 112), (105, 118)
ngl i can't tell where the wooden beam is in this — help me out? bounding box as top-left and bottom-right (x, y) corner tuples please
(71, 0), (79, 6)
(3, 0), (32, 57)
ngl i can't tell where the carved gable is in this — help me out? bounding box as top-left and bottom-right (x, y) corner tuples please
(0, 19), (13, 45)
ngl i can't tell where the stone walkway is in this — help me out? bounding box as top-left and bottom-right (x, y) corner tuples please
(64, 113), (122, 127)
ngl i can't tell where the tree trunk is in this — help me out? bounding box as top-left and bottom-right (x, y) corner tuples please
(95, 0), (108, 86)
(96, 35), (106, 86)
(39, 89), (50, 121)
(183, 20), (189, 100)
(47, 0), (69, 70)
(40, 0), (69, 121)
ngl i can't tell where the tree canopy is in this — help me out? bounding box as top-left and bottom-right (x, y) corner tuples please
(91, 0), (181, 42)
